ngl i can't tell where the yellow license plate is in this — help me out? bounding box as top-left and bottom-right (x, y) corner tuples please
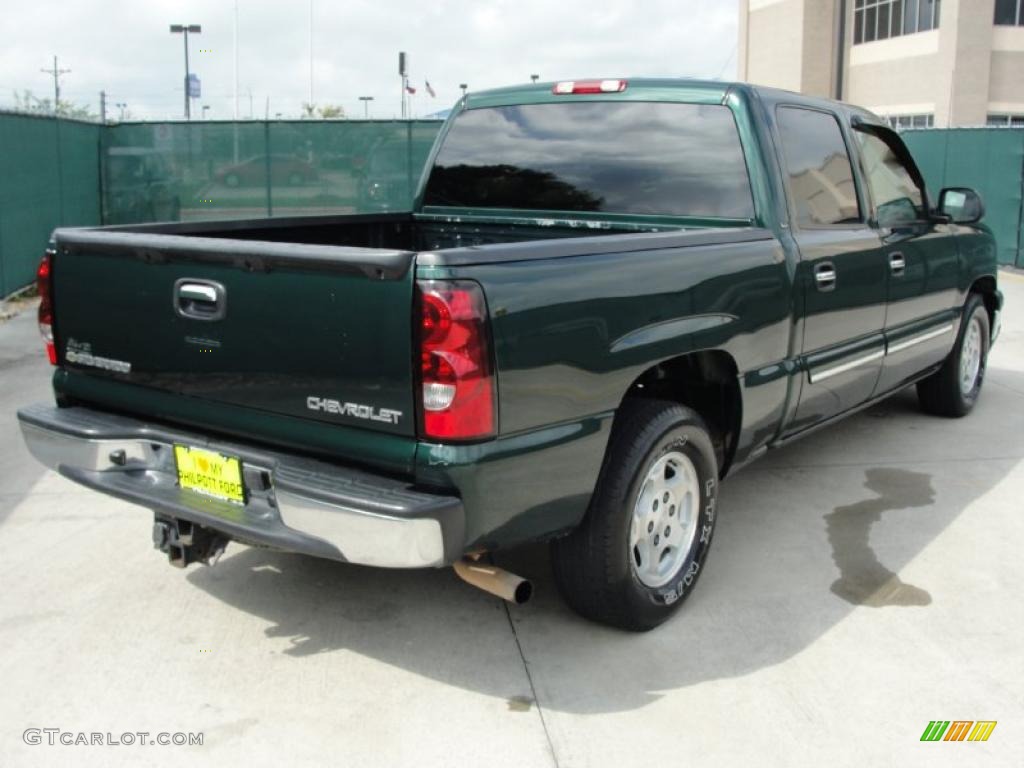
(174, 445), (245, 504)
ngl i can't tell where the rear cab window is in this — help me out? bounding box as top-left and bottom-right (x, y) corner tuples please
(422, 101), (756, 221)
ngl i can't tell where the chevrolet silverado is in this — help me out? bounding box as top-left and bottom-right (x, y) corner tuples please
(18, 79), (1002, 630)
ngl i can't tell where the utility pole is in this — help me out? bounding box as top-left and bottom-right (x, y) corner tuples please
(309, 0), (315, 108)
(233, 0), (240, 162)
(40, 55), (71, 115)
(233, 0), (239, 121)
(99, 90), (107, 123)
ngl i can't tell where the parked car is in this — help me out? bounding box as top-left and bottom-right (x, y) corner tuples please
(104, 147), (181, 224)
(213, 154), (318, 187)
(20, 79), (1001, 630)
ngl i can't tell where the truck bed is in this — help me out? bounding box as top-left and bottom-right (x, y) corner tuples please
(48, 212), (771, 478)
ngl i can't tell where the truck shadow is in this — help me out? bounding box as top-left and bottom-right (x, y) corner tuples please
(1, 307), (55, 526)
(186, 367), (1024, 715)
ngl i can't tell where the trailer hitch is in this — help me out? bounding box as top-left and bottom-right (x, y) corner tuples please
(152, 515), (229, 568)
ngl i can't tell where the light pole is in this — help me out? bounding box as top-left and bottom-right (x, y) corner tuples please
(459, 83), (468, 97)
(359, 96), (374, 119)
(202, 105), (210, 119)
(116, 102), (127, 120)
(169, 24), (201, 120)
(530, 74), (539, 83)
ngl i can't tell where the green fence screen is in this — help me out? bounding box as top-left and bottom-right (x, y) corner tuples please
(2, 116), (1020, 296)
(903, 128), (1024, 267)
(100, 120), (442, 224)
(1, 115), (442, 296)
(0, 113), (101, 296)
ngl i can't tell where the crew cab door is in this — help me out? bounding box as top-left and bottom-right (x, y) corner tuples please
(774, 106), (888, 432)
(851, 124), (961, 394)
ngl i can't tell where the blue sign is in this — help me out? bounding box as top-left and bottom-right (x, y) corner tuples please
(187, 74), (201, 99)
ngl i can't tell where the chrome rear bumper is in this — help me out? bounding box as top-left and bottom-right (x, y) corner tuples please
(17, 403), (463, 568)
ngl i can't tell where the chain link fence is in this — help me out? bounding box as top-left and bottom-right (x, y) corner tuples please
(0, 113), (442, 296)
(903, 128), (1024, 268)
(2, 114), (1021, 297)
(0, 113), (101, 296)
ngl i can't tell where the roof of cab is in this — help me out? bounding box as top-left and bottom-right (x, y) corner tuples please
(461, 77), (885, 127)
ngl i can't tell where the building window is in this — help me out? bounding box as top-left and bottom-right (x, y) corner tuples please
(986, 114), (1024, 127)
(854, 0), (941, 45)
(994, 0), (1024, 25)
(885, 114), (934, 130)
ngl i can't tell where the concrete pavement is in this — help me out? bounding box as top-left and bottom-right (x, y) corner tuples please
(1, 274), (1023, 767)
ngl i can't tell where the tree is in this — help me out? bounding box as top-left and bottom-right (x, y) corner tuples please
(11, 89), (96, 120)
(300, 101), (346, 119)
(318, 104), (345, 119)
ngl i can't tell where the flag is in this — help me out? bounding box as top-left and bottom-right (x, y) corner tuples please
(425, 80), (436, 98)
(406, 84), (417, 95)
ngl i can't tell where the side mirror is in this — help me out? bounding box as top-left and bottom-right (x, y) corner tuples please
(937, 187), (984, 225)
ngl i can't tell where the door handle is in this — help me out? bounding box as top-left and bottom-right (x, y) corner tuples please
(889, 252), (906, 276)
(814, 262), (837, 292)
(174, 279), (227, 321)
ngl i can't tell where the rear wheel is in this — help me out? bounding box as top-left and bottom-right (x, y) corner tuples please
(917, 294), (990, 417)
(551, 399), (719, 631)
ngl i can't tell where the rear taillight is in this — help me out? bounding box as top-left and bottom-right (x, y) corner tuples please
(37, 251), (56, 365)
(417, 280), (496, 441)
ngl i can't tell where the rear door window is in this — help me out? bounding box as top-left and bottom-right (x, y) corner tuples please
(776, 107), (862, 227)
(423, 101), (755, 219)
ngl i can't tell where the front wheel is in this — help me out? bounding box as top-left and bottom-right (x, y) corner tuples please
(917, 294), (990, 417)
(551, 400), (719, 631)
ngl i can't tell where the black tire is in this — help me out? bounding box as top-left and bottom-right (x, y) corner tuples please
(917, 293), (990, 417)
(551, 399), (719, 631)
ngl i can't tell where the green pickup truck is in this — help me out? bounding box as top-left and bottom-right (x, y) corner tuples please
(18, 79), (1002, 630)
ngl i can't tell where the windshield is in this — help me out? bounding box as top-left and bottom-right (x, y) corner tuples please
(423, 101), (755, 219)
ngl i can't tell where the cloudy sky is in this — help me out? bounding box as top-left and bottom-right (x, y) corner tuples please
(1, 0), (738, 120)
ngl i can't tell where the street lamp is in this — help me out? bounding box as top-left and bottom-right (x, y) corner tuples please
(116, 102), (127, 120)
(530, 74), (539, 83)
(358, 95), (374, 119)
(169, 23), (201, 120)
(459, 83), (468, 97)
(202, 105), (210, 119)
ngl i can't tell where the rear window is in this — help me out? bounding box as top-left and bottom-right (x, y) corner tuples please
(422, 102), (755, 219)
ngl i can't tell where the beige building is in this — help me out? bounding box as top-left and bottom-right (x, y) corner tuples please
(738, 0), (1024, 128)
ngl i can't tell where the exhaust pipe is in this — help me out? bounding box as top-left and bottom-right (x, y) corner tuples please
(454, 558), (533, 604)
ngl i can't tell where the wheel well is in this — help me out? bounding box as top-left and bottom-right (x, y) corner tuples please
(970, 275), (999, 327)
(621, 351), (742, 476)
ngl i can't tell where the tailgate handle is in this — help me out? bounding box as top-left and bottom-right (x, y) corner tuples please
(174, 279), (226, 321)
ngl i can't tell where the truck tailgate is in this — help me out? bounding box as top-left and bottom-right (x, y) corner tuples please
(50, 229), (418, 440)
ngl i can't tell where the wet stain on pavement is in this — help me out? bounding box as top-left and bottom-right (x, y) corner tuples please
(507, 695), (534, 712)
(826, 468), (933, 607)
